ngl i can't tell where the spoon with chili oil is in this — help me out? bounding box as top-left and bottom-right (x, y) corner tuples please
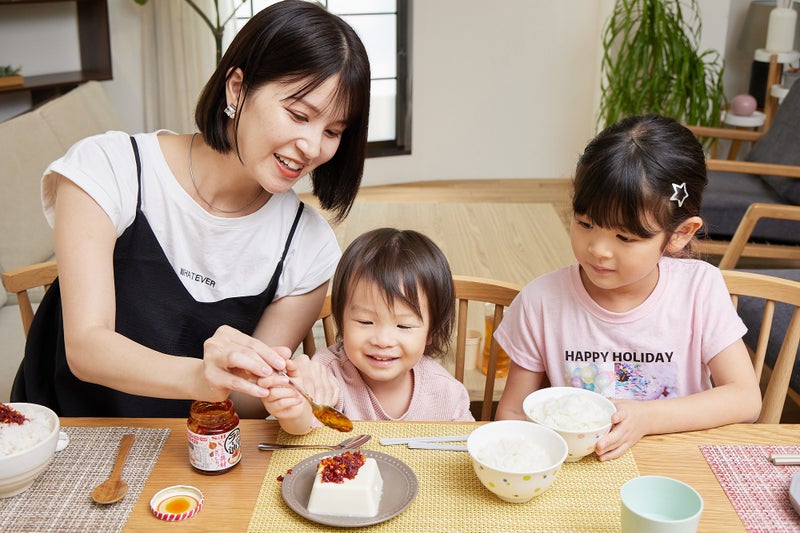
(278, 370), (353, 432)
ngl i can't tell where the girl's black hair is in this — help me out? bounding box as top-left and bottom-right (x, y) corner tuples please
(572, 114), (707, 255)
(330, 228), (456, 359)
(195, 0), (370, 222)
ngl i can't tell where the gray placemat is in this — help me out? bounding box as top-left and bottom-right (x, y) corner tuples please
(0, 426), (170, 532)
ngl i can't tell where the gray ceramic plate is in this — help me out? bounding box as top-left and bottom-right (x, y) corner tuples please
(790, 471), (800, 516)
(281, 450), (418, 527)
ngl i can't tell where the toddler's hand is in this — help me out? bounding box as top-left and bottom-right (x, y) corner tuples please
(287, 354), (340, 407)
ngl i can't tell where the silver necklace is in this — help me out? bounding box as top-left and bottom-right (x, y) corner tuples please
(187, 133), (264, 214)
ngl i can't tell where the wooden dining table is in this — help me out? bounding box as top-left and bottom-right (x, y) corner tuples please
(52, 418), (800, 532)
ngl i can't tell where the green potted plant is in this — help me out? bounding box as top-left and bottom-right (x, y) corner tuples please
(0, 65), (23, 89)
(133, 0), (246, 65)
(597, 0), (725, 130)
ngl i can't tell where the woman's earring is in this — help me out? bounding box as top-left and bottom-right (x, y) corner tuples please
(223, 103), (237, 119)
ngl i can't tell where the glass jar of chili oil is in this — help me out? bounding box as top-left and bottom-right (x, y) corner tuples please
(187, 399), (241, 474)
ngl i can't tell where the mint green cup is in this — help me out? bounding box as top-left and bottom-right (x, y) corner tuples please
(620, 476), (703, 533)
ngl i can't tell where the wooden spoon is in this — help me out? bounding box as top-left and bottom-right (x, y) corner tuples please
(91, 434), (135, 505)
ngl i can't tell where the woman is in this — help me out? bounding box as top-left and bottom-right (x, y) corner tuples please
(11, 0), (371, 420)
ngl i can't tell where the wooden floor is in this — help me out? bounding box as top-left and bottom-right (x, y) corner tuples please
(303, 178), (800, 267)
(301, 178), (575, 227)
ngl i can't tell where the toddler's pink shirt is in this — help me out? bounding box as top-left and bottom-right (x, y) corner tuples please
(494, 257), (746, 399)
(313, 343), (475, 421)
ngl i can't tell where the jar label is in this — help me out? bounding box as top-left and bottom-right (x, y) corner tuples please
(187, 427), (241, 472)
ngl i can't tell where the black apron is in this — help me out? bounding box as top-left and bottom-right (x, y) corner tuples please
(11, 136), (305, 417)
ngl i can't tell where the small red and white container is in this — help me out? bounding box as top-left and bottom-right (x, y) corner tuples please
(149, 485), (204, 521)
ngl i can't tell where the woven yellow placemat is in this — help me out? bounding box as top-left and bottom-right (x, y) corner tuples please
(247, 422), (638, 533)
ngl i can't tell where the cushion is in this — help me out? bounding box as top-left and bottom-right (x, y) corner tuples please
(0, 81), (124, 273)
(700, 170), (800, 244)
(747, 81), (800, 204)
(0, 111), (62, 272)
(738, 269), (800, 395)
(38, 80), (124, 149)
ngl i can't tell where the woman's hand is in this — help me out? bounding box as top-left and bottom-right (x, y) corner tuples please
(258, 354), (339, 435)
(201, 325), (293, 401)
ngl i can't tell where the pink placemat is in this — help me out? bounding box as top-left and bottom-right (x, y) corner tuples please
(701, 445), (800, 533)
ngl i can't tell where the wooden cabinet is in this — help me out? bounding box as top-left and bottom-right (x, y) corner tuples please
(0, 0), (112, 105)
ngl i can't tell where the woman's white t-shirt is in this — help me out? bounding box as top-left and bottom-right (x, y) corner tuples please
(42, 130), (340, 302)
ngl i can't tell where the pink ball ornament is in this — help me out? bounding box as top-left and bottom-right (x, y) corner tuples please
(730, 94), (757, 116)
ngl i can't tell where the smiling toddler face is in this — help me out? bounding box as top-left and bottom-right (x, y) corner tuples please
(341, 279), (431, 388)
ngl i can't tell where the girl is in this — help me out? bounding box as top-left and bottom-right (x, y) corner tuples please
(266, 228), (474, 425)
(11, 0), (369, 422)
(495, 114), (761, 460)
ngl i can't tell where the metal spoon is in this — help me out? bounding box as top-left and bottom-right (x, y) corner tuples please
(278, 370), (353, 433)
(91, 434), (135, 505)
(258, 433), (371, 451)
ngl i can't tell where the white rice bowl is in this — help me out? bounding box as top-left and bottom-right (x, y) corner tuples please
(0, 403), (60, 497)
(467, 420), (568, 503)
(523, 387), (616, 462)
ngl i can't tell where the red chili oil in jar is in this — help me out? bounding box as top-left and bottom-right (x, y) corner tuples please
(187, 400), (241, 474)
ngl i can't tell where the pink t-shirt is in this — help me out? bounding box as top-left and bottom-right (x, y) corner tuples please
(313, 343), (475, 421)
(494, 257), (746, 400)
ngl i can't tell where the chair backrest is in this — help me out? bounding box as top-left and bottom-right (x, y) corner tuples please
(1, 261), (58, 337)
(717, 203), (800, 269)
(452, 275), (522, 421)
(302, 294), (334, 355)
(721, 269), (800, 423)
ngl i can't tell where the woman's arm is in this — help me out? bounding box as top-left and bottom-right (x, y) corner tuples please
(495, 360), (547, 420)
(596, 338), (761, 461)
(244, 285), (342, 427)
(54, 176), (286, 402)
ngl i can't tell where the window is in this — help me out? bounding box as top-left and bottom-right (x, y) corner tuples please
(235, 0), (411, 157)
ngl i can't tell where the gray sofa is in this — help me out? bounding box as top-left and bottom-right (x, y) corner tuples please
(700, 80), (800, 246)
(0, 82), (124, 401)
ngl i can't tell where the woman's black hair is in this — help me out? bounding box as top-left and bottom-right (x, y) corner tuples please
(572, 114), (708, 255)
(330, 228), (456, 359)
(195, 0), (370, 222)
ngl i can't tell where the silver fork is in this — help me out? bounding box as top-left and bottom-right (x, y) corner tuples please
(257, 433), (371, 451)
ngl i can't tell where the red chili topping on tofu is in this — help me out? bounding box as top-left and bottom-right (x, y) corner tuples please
(319, 451), (366, 483)
(0, 403), (28, 425)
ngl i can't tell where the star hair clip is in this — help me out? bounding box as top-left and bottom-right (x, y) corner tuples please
(670, 182), (689, 207)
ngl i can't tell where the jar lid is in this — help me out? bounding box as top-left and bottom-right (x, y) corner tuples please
(149, 485), (204, 521)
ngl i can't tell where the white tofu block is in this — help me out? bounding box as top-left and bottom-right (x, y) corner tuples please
(307, 457), (384, 517)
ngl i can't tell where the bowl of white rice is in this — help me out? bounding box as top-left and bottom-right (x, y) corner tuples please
(523, 387), (616, 462)
(467, 420), (568, 503)
(0, 402), (60, 498)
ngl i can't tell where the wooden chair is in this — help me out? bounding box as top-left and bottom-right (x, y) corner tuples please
(302, 294), (334, 355)
(718, 203), (800, 270)
(687, 78), (800, 263)
(1, 261), (58, 337)
(452, 275), (522, 421)
(716, 202), (800, 418)
(721, 269), (800, 423)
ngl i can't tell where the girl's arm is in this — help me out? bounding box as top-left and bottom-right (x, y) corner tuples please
(495, 360), (547, 420)
(55, 177), (291, 403)
(596, 338), (761, 461)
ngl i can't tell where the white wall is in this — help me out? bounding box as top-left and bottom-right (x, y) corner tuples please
(0, 0), (748, 189)
(360, 0), (608, 186)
